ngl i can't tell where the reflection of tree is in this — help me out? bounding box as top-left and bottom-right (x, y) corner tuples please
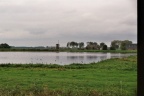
(67, 56), (85, 63)
(78, 56), (84, 59)
(99, 56), (107, 60)
(67, 56), (79, 60)
(86, 56), (98, 60)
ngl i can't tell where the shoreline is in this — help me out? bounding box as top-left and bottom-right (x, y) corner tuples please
(0, 55), (137, 68)
(0, 49), (137, 53)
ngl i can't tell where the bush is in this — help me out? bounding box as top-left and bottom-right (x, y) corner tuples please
(0, 43), (11, 48)
(102, 45), (107, 50)
(110, 47), (116, 50)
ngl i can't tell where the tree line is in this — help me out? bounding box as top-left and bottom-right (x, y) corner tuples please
(67, 40), (133, 50)
(110, 40), (132, 50)
(67, 41), (108, 50)
(0, 40), (134, 50)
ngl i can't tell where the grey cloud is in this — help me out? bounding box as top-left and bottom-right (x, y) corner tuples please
(0, 30), (137, 47)
(129, 0), (137, 8)
(57, 31), (137, 46)
(0, 0), (137, 46)
(27, 28), (47, 35)
(64, 10), (78, 14)
(60, 31), (137, 41)
(29, 31), (46, 35)
(123, 20), (137, 26)
(121, 15), (137, 26)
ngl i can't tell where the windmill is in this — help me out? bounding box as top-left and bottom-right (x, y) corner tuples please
(56, 40), (60, 50)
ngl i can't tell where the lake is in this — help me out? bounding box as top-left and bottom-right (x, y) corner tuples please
(0, 52), (136, 65)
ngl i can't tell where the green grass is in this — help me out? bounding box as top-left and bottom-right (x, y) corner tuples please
(0, 55), (137, 96)
(0, 48), (137, 53)
(61, 49), (137, 53)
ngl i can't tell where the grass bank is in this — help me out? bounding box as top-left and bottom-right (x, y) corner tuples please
(0, 56), (137, 96)
(61, 49), (137, 53)
(0, 48), (137, 53)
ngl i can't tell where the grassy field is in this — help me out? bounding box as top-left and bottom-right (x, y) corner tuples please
(0, 48), (137, 53)
(0, 56), (137, 96)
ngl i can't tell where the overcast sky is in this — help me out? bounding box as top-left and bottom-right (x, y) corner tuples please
(0, 0), (137, 47)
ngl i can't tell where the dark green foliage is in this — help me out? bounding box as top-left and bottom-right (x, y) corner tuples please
(0, 43), (11, 48)
(120, 42), (126, 50)
(110, 40), (121, 49)
(110, 40), (133, 50)
(67, 41), (84, 49)
(78, 42), (84, 49)
(120, 40), (132, 50)
(102, 45), (107, 50)
(86, 42), (100, 50)
(70, 41), (78, 48)
(100, 42), (105, 48)
(100, 42), (105, 50)
(67, 42), (70, 48)
(110, 47), (116, 50)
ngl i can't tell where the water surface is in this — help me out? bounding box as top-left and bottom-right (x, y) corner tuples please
(0, 52), (136, 65)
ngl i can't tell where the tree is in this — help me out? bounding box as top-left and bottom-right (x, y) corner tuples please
(67, 42), (70, 48)
(99, 42), (107, 50)
(110, 46), (116, 50)
(122, 40), (132, 45)
(120, 40), (132, 50)
(93, 42), (98, 46)
(69, 41), (78, 48)
(0, 43), (11, 48)
(87, 42), (93, 46)
(100, 42), (106, 50)
(86, 42), (99, 50)
(120, 42), (126, 50)
(102, 45), (107, 50)
(70, 41), (75, 48)
(100, 42), (105, 48)
(110, 40), (121, 49)
(75, 42), (78, 48)
(93, 42), (98, 49)
(96, 45), (100, 50)
(111, 40), (132, 50)
(78, 42), (84, 49)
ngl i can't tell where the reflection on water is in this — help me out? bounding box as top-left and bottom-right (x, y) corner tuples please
(56, 56), (59, 60)
(0, 52), (136, 65)
(67, 56), (79, 59)
(99, 56), (107, 61)
(87, 56), (98, 59)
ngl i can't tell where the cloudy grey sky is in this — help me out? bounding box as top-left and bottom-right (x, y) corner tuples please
(0, 0), (137, 47)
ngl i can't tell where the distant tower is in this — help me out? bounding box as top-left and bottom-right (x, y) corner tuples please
(56, 40), (60, 50)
